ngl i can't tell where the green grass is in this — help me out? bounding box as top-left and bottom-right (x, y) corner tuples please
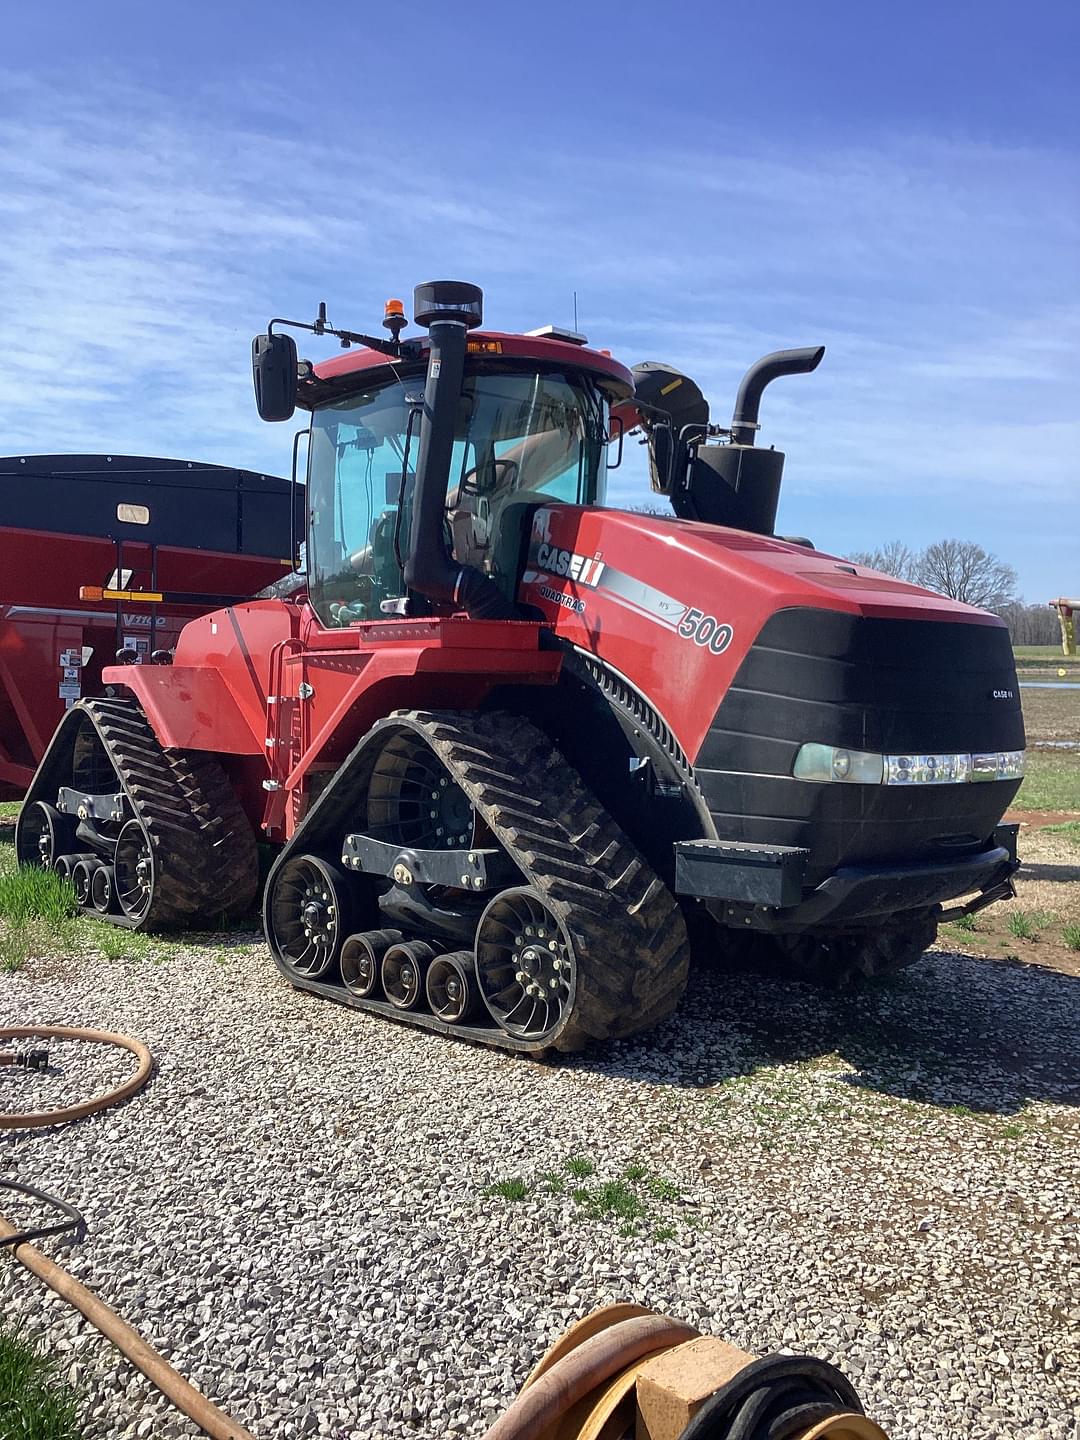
(0, 866), (78, 927)
(1012, 646), (1080, 667)
(576, 1180), (646, 1222)
(1063, 923), (1080, 953)
(952, 912), (978, 932)
(0, 858), (80, 973)
(0, 801), (21, 819)
(485, 1177), (529, 1202)
(563, 1155), (595, 1179)
(622, 1163), (647, 1182)
(0, 1326), (81, 1440)
(1044, 821), (1080, 846)
(1014, 751), (1080, 811)
(1008, 910), (1038, 941)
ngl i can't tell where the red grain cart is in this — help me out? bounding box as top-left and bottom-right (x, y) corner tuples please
(1, 454), (297, 797)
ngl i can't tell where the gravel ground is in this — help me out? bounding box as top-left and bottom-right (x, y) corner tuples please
(1, 929), (1077, 1440)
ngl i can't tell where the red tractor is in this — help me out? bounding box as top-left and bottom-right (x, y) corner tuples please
(17, 281), (1025, 1053)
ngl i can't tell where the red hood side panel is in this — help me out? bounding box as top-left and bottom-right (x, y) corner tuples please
(518, 508), (1006, 761)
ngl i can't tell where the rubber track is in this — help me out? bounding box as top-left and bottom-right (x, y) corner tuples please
(60, 698), (257, 929)
(385, 710), (691, 1051)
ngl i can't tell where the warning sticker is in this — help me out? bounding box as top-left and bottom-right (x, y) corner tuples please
(59, 683), (81, 699)
(63, 666), (81, 681)
(59, 650), (83, 667)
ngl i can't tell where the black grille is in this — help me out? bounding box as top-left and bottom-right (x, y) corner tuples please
(695, 608), (1025, 882)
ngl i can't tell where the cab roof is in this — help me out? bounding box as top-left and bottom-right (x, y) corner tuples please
(305, 330), (634, 401)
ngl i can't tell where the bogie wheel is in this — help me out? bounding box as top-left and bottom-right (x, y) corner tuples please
(381, 941), (436, 1010)
(71, 857), (104, 907)
(114, 820), (156, 923)
(266, 855), (351, 981)
(54, 855), (79, 881)
(475, 886), (576, 1042)
(425, 951), (480, 1024)
(341, 929), (403, 999)
(91, 865), (116, 914)
(16, 802), (76, 871)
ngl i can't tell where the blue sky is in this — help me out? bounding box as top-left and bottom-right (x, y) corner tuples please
(1, 0), (1076, 601)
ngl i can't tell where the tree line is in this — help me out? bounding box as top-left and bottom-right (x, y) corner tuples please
(847, 538), (1058, 643)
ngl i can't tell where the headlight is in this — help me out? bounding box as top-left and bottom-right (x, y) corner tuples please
(793, 744), (1025, 785)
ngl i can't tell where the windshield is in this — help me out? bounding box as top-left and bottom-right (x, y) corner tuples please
(307, 366), (609, 626)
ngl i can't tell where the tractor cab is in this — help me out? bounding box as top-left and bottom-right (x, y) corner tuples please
(305, 356), (615, 626)
(252, 283), (633, 626)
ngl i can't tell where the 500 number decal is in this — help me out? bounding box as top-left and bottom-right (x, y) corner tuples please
(677, 608), (734, 654)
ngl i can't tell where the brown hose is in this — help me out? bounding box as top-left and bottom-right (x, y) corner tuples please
(480, 1314), (698, 1440)
(0, 1215), (257, 1440)
(0, 1025), (153, 1129)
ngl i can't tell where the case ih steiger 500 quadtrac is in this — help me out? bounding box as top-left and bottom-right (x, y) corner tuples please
(17, 282), (1025, 1053)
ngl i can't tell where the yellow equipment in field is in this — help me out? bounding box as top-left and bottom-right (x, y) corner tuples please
(1050, 597), (1078, 656)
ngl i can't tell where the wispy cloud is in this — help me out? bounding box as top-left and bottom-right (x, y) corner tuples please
(0, 69), (1075, 597)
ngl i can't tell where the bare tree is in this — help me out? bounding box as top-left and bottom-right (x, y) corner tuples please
(914, 539), (1018, 610)
(847, 540), (918, 581)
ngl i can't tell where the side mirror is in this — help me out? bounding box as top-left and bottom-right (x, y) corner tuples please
(252, 332), (298, 422)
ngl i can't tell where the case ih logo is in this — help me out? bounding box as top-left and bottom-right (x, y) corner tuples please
(532, 542), (606, 588)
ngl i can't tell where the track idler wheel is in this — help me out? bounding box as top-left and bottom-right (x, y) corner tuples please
(16, 802), (76, 871)
(475, 886), (575, 1042)
(266, 855), (351, 981)
(425, 950), (480, 1024)
(113, 820), (156, 923)
(71, 856), (105, 907)
(90, 865), (116, 914)
(381, 940), (436, 1010)
(341, 929), (403, 999)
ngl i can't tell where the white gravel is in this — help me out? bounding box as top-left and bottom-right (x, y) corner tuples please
(1, 931), (1077, 1440)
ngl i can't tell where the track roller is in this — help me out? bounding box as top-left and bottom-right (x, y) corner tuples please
(425, 950), (480, 1024)
(381, 940), (436, 1010)
(265, 855), (351, 981)
(71, 856), (105, 908)
(90, 865), (116, 914)
(17, 801), (75, 871)
(341, 929), (403, 999)
(53, 855), (79, 882)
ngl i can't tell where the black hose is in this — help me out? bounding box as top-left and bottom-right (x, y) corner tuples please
(0, 1179), (87, 1248)
(677, 1354), (863, 1440)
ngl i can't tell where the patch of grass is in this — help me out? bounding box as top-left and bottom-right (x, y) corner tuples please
(538, 1170), (566, 1195)
(653, 1224), (677, 1241)
(1007, 910), (1037, 940)
(951, 912), (978, 932)
(563, 1155), (595, 1179)
(999, 1122), (1026, 1140)
(623, 1163), (647, 1182)
(647, 1176), (681, 1202)
(570, 1186), (591, 1204)
(1063, 923), (1080, 953)
(0, 1325), (81, 1439)
(1044, 821), (1080, 846)
(576, 1180), (646, 1222)
(0, 866), (78, 927)
(0, 801), (21, 819)
(1014, 752), (1080, 812)
(485, 1177), (529, 1202)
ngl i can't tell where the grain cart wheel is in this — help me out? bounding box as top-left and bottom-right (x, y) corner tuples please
(475, 886), (576, 1042)
(16, 802), (76, 871)
(266, 855), (351, 981)
(340, 929), (403, 999)
(113, 821), (156, 923)
(71, 857), (104, 908)
(381, 940), (436, 1010)
(90, 865), (116, 914)
(425, 950), (480, 1024)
